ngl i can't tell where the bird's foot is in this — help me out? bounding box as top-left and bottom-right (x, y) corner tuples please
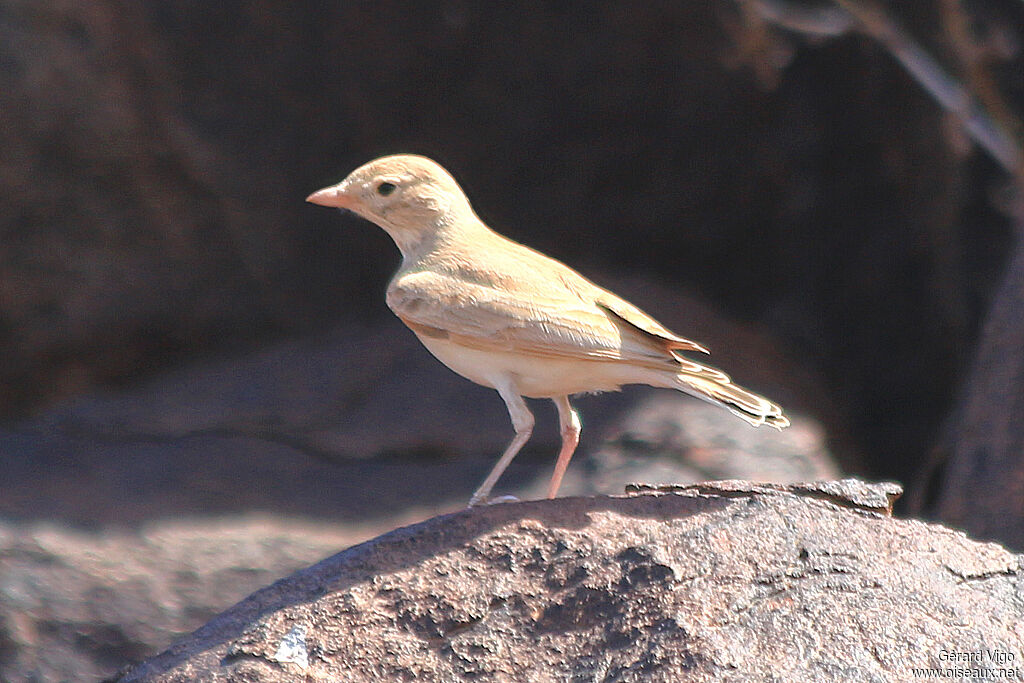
(467, 493), (520, 507)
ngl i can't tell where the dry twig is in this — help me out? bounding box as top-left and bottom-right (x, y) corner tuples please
(738, 0), (1023, 178)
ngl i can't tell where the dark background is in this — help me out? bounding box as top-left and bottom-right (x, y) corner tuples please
(2, 0), (1022, 526)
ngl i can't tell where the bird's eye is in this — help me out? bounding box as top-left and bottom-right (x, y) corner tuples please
(376, 182), (396, 196)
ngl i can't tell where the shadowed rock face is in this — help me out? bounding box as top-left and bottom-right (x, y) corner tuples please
(1, 0), (1015, 490)
(0, 280), (839, 527)
(118, 481), (1024, 682)
(935, 238), (1024, 550)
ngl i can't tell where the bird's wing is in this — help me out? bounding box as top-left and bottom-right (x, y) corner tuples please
(593, 294), (710, 354)
(387, 269), (709, 373)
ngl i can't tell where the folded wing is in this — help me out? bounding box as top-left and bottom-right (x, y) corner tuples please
(388, 268), (718, 378)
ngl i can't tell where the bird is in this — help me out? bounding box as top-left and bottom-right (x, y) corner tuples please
(306, 154), (789, 506)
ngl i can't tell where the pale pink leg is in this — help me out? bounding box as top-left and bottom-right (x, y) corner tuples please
(468, 380), (534, 506)
(546, 395), (581, 499)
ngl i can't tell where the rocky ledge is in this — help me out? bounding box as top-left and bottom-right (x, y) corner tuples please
(117, 479), (1023, 682)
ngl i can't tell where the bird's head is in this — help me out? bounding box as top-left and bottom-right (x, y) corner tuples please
(307, 154), (475, 255)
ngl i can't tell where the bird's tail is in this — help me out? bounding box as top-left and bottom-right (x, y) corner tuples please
(671, 368), (790, 429)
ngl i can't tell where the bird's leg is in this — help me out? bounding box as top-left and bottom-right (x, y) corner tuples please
(547, 395), (581, 499)
(468, 382), (534, 506)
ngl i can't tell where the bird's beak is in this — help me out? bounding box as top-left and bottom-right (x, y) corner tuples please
(306, 183), (355, 209)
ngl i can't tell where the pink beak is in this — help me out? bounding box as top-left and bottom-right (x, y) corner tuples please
(306, 183), (355, 209)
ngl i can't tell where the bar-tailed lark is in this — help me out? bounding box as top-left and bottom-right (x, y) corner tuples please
(307, 154), (789, 505)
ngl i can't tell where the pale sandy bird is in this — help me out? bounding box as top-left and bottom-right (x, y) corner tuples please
(307, 155), (789, 505)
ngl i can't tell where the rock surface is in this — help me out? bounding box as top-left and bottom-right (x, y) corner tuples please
(0, 516), (372, 683)
(118, 480), (1024, 682)
(0, 299), (841, 682)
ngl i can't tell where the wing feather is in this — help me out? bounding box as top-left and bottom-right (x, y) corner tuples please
(387, 268), (704, 373)
(595, 299), (709, 354)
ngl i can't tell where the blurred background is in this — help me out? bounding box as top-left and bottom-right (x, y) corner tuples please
(1, 0), (1023, 680)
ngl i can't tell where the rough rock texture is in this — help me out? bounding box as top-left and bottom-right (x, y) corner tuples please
(118, 481), (1024, 682)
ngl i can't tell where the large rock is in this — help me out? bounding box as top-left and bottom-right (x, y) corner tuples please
(1, 286), (840, 526)
(935, 234), (1024, 550)
(0, 306), (840, 682)
(0, 517), (368, 683)
(118, 480), (1024, 682)
(573, 395), (840, 498)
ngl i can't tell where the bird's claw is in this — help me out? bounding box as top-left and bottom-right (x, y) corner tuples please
(467, 493), (520, 507)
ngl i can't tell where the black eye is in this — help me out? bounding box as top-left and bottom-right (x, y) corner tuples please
(376, 181), (396, 196)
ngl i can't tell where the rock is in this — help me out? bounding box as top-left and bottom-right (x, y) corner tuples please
(0, 303), (842, 682)
(934, 234), (1024, 551)
(557, 396), (840, 500)
(1, 300), (840, 526)
(627, 477), (902, 515)
(117, 480), (1024, 682)
(0, 516), (384, 683)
